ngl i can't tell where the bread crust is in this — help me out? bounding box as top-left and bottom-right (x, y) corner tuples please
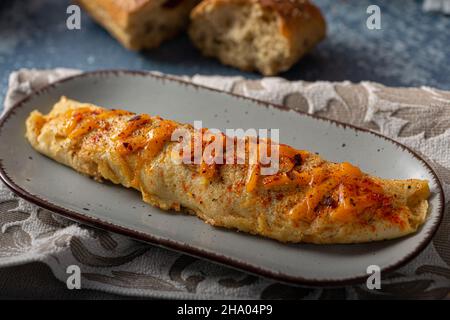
(76, 0), (200, 50)
(189, 0), (326, 75)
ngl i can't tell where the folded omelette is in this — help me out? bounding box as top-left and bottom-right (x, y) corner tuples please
(25, 97), (430, 244)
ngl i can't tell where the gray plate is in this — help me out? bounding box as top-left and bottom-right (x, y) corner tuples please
(0, 71), (445, 286)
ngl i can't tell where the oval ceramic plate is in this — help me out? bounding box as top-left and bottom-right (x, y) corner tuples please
(0, 71), (445, 286)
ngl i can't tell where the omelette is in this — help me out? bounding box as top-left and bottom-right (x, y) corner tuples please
(25, 97), (430, 244)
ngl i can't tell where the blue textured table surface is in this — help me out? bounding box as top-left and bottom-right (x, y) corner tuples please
(0, 0), (449, 300)
(1, 0), (450, 114)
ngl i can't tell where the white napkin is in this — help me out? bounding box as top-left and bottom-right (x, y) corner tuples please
(1, 68), (449, 299)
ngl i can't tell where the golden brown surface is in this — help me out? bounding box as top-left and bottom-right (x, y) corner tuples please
(76, 0), (200, 50)
(189, 0), (326, 75)
(25, 97), (430, 244)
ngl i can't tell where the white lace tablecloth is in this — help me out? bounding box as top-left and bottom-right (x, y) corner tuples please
(0, 68), (449, 299)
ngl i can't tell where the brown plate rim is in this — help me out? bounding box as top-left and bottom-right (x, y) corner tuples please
(0, 69), (446, 287)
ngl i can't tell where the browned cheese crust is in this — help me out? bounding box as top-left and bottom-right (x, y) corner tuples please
(26, 97), (430, 244)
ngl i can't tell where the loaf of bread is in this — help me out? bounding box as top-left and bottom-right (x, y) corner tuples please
(77, 0), (201, 50)
(189, 0), (326, 75)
